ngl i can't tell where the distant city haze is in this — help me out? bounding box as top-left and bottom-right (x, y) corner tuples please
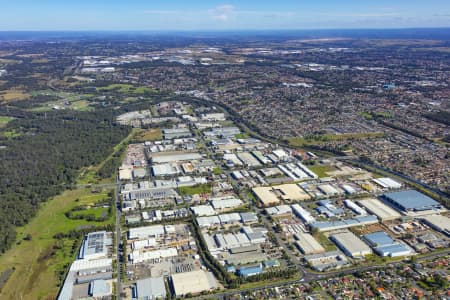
(1, 0), (450, 30)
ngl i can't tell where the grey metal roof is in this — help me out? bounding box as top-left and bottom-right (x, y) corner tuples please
(382, 190), (441, 211)
(135, 277), (166, 300)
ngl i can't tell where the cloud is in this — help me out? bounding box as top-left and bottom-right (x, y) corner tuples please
(210, 4), (235, 21)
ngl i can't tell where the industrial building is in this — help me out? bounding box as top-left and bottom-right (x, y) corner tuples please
(238, 264), (263, 277)
(191, 205), (216, 216)
(363, 231), (414, 257)
(294, 233), (325, 254)
(291, 204), (316, 223)
(237, 152), (262, 167)
(150, 152), (202, 164)
(381, 190), (443, 214)
(79, 231), (112, 260)
(265, 205), (292, 217)
(128, 225), (166, 239)
(151, 163), (181, 177)
(372, 177), (402, 189)
(89, 280), (111, 298)
(274, 184), (311, 202)
(210, 196), (243, 210)
(304, 251), (349, 272)
(170, 270), (219, 296)
(310, 215), (378, 232)
(330, 231), (372, 258)
(357, 198), (401, 221)
(421, 214), (450, 236)
(133, 277), (166, 300)
(252, 186), (281, 206)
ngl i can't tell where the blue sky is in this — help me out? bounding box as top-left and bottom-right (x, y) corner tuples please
(0, 0), (449, 30)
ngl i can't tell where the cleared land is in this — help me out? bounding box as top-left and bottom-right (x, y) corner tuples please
(134, 128), (163, 142)
(0, 90), (31, 103)
(97, 83), (155, 94)
(0, 188), (114, 300)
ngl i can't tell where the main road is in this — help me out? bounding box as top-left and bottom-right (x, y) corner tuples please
(115, 175), (123, 300)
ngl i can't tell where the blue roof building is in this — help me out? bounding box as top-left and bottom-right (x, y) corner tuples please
(363, 231), (394, 247)
(238, 265), (263, 277)
(363, 231), (413, 257)
(381, 190), (442, 213)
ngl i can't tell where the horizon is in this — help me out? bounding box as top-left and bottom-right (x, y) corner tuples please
(1, 1), (450, 31)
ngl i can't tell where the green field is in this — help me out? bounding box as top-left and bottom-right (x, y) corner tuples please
(97, 83), (155, 94)
(29, 90), (94, 112)
(0, 188), (114, 300)
(178, 183), (212, 195)
(308, 165), (336, 178)
(0, 116), (15, 128)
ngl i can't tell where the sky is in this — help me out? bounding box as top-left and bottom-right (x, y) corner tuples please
(0, 0), (450, 31)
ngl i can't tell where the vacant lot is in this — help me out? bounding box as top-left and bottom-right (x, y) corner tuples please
(0, 188), (114, 300)
(134, 128), (162, 142)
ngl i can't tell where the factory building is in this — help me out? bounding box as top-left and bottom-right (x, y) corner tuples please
(357, 198), (401, 221)
(294, 233), (325, 255)
(421, 214), (450, 237)
(170, 270), (219, 296)
(330, 231), (372, 258)
(310, 215), (378, 232)
(133, 277), (166, 300)
(372, 177), (402, 189)
(381, 190), (443, 215)
(363, 231), (414, 257)
(252, 186), (281, 206)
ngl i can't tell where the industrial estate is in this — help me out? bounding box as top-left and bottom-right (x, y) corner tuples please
(0, 28), (449, 300)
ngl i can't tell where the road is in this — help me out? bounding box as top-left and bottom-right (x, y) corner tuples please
(115, 175), (123, 300)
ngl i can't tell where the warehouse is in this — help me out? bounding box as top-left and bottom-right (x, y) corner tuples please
(191, 205), (216, 216)
(252, 186), (281, 206)
(128, 225), (165, 239)
(421, 214), (450, 236)
(130, 247), (178, 264)
(151, 163), (180, 177)
(79, 231), (112, 260)
(304, 251), (349, 271)
(381, 190), (443, 214)
(238, 264), (263, 277)
(151, 152), (202, 164)
(294, 233), (325, 254)
(196, 216), (221, 228)
(330, 231), (372, 258)
(291, 204), (316, 223)
(237, 152), (262, 167)
(310, 215), (378, 232)
(274, 184), (311, 201)
(344, 199), (367, 216)
(372, 177), (402, 189)
(358, 198), (401, 221)
(363, 231), (414, 257)
(223, 153), (243, 166)
(170, 270), (219, 296)
(318, 184), (341, 197)
(210, 196), (243, 210)
(265, 205), (292, 217)
(133, 277), (166, 300)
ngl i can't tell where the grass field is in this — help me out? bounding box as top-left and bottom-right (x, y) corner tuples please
(178, 183), (212, 195)
(29, 90), (94, 112)
(71, 206), (110, 219)
(97, 83), (155, 94)
(0, 188), (114, 300)
(134, 128), (162, 142)
(0, 116), (14, 128)
(0, 90), (31, 103)
(308, 165), (336, 178)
